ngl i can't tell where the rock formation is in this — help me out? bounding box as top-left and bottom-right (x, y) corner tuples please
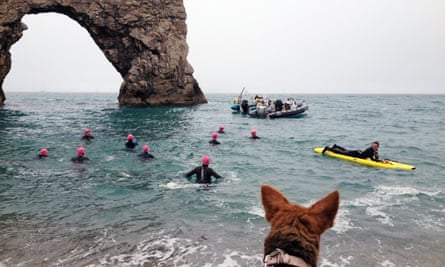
(0, 0), (207, 106)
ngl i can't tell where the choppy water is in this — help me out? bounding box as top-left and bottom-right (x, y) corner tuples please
(0, 92), (444, 266)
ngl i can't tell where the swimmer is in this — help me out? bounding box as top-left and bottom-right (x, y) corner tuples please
(38, 148), (48, 159)
(209, 132), (221, 145)
(185, 155), (223, 184)
(217, 125), (225, 134)
(125, 134), (138, 149)
(81, 128), (94, 141)
(250, 129), (260, 139)
(71, 147), (90, 163)
(138, 144), (154, 160)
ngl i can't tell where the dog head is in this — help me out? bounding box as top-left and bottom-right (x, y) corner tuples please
(261, 184), (339, 267)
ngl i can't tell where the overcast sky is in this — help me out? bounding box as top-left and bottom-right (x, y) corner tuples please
(4, 0), (445, 94)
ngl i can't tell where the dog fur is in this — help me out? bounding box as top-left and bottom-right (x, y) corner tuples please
(261, 185), (339, 267)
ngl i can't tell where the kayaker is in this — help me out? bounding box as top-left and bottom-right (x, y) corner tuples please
(185, 155), (223, 184)
(322, 141), (387, 162)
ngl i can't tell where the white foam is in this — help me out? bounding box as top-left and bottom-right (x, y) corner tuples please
(320, 255), (353, 267)
(345, 185), (437, 227)
(215, 250), (262, 267)
(331, 205), (356, 234)
(247, 206), (264, 217)
(97, 231), (263, 266)
(99, 233), (207, 266)
(366, 206), (394, 226)
(159, 181), (200, 190)
(377, 185), (441, 197)
(381, 259), (396, 267)
(413, 213), (445, 231)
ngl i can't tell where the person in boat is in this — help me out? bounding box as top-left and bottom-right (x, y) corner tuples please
(71, 147), (89, 163)
(250, 129), (260, 139)
(275, 99), (283, 112)
(322, 141), (388, 162)
(209, 132), (221, 145)
(185, 155), (223, 184)
(38, 148), (48, 159)
(138, 144), (154, 160)
(125, 134), (138, 149)
(217, 125), (225, 134)
(284, 99), (291, 110)
(241, 100), (250, 113)
(81, 128), (94, 141)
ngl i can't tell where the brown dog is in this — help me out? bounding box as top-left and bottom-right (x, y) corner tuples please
(261, 185), (339, 267)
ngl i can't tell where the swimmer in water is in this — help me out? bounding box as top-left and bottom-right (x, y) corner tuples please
(138, 144), (154, 160)
(125, 134), (138, 149)
(71, 147), (90, 163)
(38, 148), (48, 159)
(185, 155), (223, 184)
(217, 125), (225, 134)
(250, 129), (260, 139)
(209, 132), (221, 145)
(81, 128), (94, 141)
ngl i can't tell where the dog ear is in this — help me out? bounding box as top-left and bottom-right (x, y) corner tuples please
(261, 184), (291, 222)
(303, 190), (340, 235)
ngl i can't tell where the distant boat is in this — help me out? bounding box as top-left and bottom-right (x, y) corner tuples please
(248, 98), (308, 119)
(231, 87), (255, 113)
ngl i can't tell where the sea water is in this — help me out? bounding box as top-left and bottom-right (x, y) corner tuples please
(0, 93), (444, 266)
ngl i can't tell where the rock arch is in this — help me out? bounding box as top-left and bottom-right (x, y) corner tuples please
(0, 0), (207, 106)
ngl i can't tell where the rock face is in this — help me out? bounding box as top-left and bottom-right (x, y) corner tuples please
(0, 0), (207, 106)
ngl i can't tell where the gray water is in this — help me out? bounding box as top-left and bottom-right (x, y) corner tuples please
(0, 93), (444, 266)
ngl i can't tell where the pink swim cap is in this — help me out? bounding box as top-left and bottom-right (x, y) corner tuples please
(202, 155), (210, 165)
(143, 145), (149, 152)
(212, 132), (218, 139)
(128, 134), (134, 140)
(219, 125), (224, 130)
(40, 148), (48, 156)
(85, 128), (91, 134)
(77, 147), (85, 156)
(251, 129), (257, 134)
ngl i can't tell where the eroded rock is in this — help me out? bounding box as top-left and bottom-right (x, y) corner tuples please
(0, 0), (207, 106)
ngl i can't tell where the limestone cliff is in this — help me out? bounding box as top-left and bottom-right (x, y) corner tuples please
(0, 0), (207, 106)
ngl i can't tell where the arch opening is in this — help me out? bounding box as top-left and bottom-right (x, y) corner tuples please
(4, 13), (122, 93)
(0, 1), (206, 106)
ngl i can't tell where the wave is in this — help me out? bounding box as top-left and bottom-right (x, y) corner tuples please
(346, 185), (443, 227)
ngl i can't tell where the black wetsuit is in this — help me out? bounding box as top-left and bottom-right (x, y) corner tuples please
(218, 130), (225, 134)
(185, 165), (223, 184)
(241, 100), (250, 113)
(125, 140), (138, 149)
(275, 100), (283, 112)
(71, 156), (90, 163)
(209, 140), (221, 145)
(329, 145), (378, 161)
(138, 152), (154, 159)
(38, 155), (48, 159)
(81, 135), (94, 141)
(250, 136), (261, 139)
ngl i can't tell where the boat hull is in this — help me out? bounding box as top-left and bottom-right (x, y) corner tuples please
(249, 101), (308, 119)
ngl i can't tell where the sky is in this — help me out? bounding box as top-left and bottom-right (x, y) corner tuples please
(4, 0), (445, 94)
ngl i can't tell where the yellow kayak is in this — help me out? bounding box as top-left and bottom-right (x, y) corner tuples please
(314, 147), (415, 171)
